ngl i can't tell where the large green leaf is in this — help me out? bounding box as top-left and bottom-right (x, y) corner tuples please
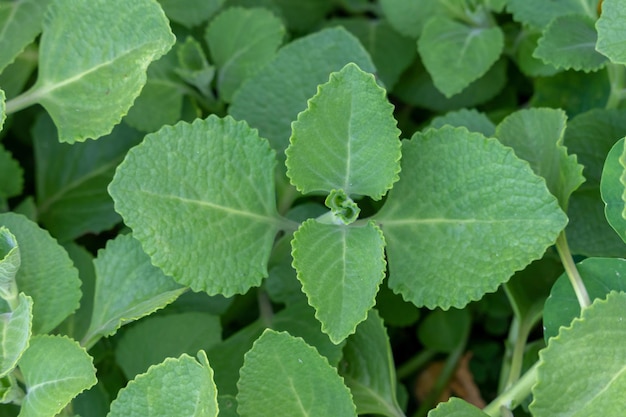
(596, 0), (626, 65)
(495, 107), (585, 210)
(374, 127), (567, 309)
(158, 0), (223, 28)
(292, 220), (386, 344)
(11, 0), (175, 142)
(206, 7), (285, 102)
(339, 310), (404, 417)
(108, 351), (218, 417)
(0, 0), (50, 72)
(33, 114), (142, 242)
(81, 234), (185, 349)
(0, 144), (22, 201)
(18, 335), (96, 417)
(600, 137), (626, 242)
(0, 293), (32, 378)
(109, 116), (281, 296)
(229, 27), (375, 156)
(417, 16), (504, 97)
(531, 291), (626, 416)
(507, 0), (597, 29)
(427, 397), (489, 417)
(237, 329), (357, 417)
(286, 63), (401, 199)
(0, 213), (81, 334)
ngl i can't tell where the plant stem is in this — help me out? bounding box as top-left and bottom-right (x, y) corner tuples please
(605, 63), (626, 110)
(4, 87), (41, 114)
(555, 232), (591, 308)
(396, 349), (437, 380)
(483, 362), (539, 416)
(257, 289), (273, 327)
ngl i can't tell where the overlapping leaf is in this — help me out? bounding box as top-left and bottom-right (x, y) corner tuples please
(109, 116), (281, 296)
(0, 0), (50, 72)
(0, 293), (32, 378)
(428, 397), (489, 417)
(600, 137), (626, 242)
(596, 0), (626, 65)
(429, 109), (495, 137)
(374, 127), (567, 309)
(0, 144), (22, 202)
(175, 37), (215, 97)
(507, 0), (597, 29)
(158, 0), (223, 28)
(0, 226), (19, 304)
(379, 0), (446, 38)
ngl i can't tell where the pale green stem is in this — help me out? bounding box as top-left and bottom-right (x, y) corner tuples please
(4, 87), (42, 114)
(502, 316), (533, 391)
(483, 362), (539, 416)
(257, 289), (273, 327)
(606, 63), (626, 110)
(555, 232), (591, 308)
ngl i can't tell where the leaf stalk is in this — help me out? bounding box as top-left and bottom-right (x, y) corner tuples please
(555, 232), (591, 308)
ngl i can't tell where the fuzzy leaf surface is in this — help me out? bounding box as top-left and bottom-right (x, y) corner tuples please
(18, 335), (96, 417)
(0, 293), (32, 378)
(601, 137), (626, 242)
(108, 352), (218, 417)
(26, 0), (175, 142)
(507, 0), (597, 29)
(237, 329), (357, 417)
(531, 291), (626, 416)
(292, 220), (386, 344)
(417, 17), (504, 97)
(0, 0), (50, 72)
(109, 116), (280, 296)
(0, 144), (23, 201)
(286, 63), (401, 198)
(82, 234), (185, 348)
(375, 127), (567, 309)
(596, 0), (626, 65)
(427, 397), (489, 416)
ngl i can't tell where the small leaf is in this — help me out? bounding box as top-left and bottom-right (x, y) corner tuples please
(531, 291), (626, 416)
(292, 219), (386, 344)
(429, 108), (495, 137)
(339, 310), (405, 417)
(427, 397), (490, 417)
(513, 30), (560, 78)
(534, 14), (607, 72)
(158, 0), (224, 28)
(596, 0), (626, 65)
(0, 226), (19, 304)
(109, 116), (281, 296)
(81, 234), (185, 349)
(417, 16), (504, 97)
(25, 0), (175, 142)
(286, 63), (401, 199)
(0, 0), (50, 72)
(379, 0), (446, 38)
(206, 7), (285, 102)
(18, 335), (96, 417)
(601, 137), (626, 242)
(375, 127), (567, 309)
(418, 309), (471, 353)
(108, 351), (218, 417)
(237, 329), (357, 417)
(175, 36), (215, 97)
(507, 0), (597, 29)
(324, 190), (360, 225)
(0, 293), (32, 378)
(0, 144), (23, 200)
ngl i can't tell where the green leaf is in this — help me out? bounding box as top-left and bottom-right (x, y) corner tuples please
(270, 0), (334, 33)
(429, 108), (496, 137)
(374, 127), (567, 309)
(286, 63), (401, 199)
(0, 89), (4, 131)
(19, 0), (175, 142)
(543, 257), (626, 341)
(0, 44), (38, 100)
(596, 0), (626, 65)
(534, 14), (607, 72)
(18, 335), (96, 417)
(0, 144), (23, 201)
(292, 220), (386, 344)
(237, 329), (357, 417)
(513, 30), (560, 78)
(601, 137), (626, 242)
(109, 116), (281, 296)
(0, 213), (81, 334)
(218, 395), (239, 417)
(0, 0), (50, 72)
(81, 234), (185, 349)
(375, 283), (420, 327)
(206, 7), (285, 102)
(427, 397), (490, 417)
(175, 36), (215, 98)
(379, 0), (446, 38)
(33, 114), (142, 242)
(531, 291), (626, 416)
(158, 0), (224, 28)
(339, 310), (404, 417)
(115, 312), (221, 379)
(0, 227), (19, 304)
(0, 293), (32, 378)
(230, 27), (375, 156)
(418, 308), (471, 353)
(108, 351), (218, 417)
(417, 16), (504, 97)
(506, 0), (597, 29)
(495, 107), (585, 210)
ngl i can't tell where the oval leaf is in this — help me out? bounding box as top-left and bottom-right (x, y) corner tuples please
(601, 137), (626, 242)
(286, 63), (401, 199)
(0, 293), (32, 378)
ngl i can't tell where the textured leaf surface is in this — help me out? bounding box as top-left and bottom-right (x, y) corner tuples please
(601, 137), (626, 242)
(429, 109), (495, 137)
(0, 293), (32, 378)
(531, 291), (626, 416)
(507, 0), (597, 29)
(534, 14), (606, 72)
(26, 0), (175, 142)
(0, 226), (19, 303)
(206, 7), (285, 102)
(428, 397), (489, 417)
(229, 27), (375, 155)
(286, 63), (401, 198)
(237, 330), (357, 417)
(109, 116), (281, 296)
(82, 234), (185, 349)
(33, 115), (141, 242)
(19, 335), (96, 417)
(0, 144), (23, 200)
(159, 0), (223, 28)
(0, 213), (80, 334)
(292, 220), (386, 344)
(0, 0), (50, 72)
(495, 108), (585, 209)
(174, 36), (215, 96)
(597, 0), (626, 65)
(108, 352), (218, 417)
(375, 127), (567, 309)
(339, 310), (404, 417)
(417, 17), (504, 97)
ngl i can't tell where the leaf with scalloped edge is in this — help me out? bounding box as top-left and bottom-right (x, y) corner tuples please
(292, 219), (386, 344)
(429, 108), (495, 137)
(531, 291), (626, 416)
(81, 234), (185, 349)
(0, 0), (50, 72)
(0, 293), (32, 378)
(18, 335), (96, 417)
(601, 137), (626, 242)
(286, 63), (401, 199)
(428, 397), (489, 416)
(13, 0), (174, 142)
(237, 329), (357, 417)
(108, 351), (218, 417)
(109, 116), (282, 296)
(597, 0), (626, 65)
(507, 0), (597, 29)
(374, 126), (567, 309)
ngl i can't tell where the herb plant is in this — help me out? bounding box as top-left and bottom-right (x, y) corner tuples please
(1, 0), (626, 416)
